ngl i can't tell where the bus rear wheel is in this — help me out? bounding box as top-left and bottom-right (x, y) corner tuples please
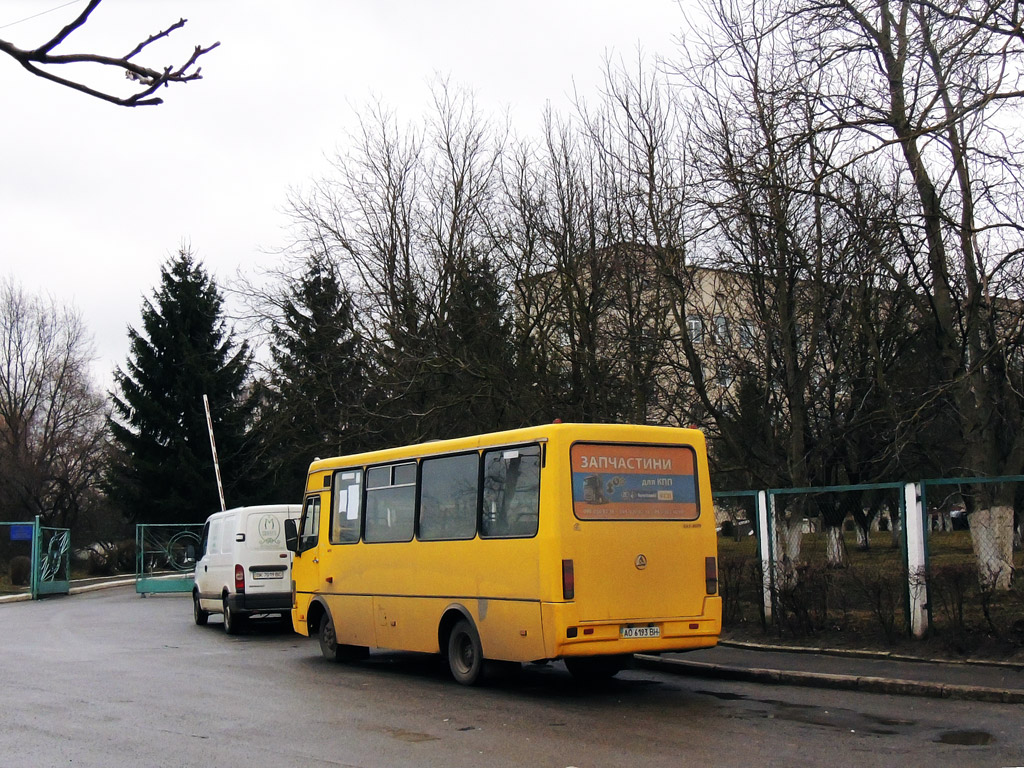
(447, 619), (484, 685)
(564, 655), (628, 682)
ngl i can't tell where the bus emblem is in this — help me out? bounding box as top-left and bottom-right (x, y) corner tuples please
(635, 554), (648, 570)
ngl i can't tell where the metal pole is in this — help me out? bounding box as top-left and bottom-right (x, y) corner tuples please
(904, 481), (928, 638)
(30, 515), (40, 600)
(756, 490), (773, 622)
(203, 394), (227, 512)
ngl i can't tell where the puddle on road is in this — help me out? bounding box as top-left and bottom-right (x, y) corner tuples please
(935, 730), (994, 746)
(695, 688), (922, 736)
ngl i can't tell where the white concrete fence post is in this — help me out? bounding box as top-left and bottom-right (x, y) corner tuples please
(757, 490), (773, 622)
(904, 481), (929, 638)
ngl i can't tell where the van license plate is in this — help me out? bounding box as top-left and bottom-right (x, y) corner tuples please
(252, 571), (284, 580)
(621, 626), (660, 639)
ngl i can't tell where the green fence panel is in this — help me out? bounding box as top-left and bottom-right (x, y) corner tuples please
(34, 518), (71, 597)
(764, 482), (909, 642)
(713, 490), (763, 629)
(135, 524), (204, 595)
(0, 522), (34, 596)
(1, 518), (70, 599)
(920, 475), (1024, 648)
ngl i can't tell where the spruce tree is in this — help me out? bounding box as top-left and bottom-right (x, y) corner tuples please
(107, 250), (254, 524)
(253, 254), (369, 497)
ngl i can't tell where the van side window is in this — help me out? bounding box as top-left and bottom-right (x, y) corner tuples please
(209, 519), (222, 554)
(482, 445), (541, 538)
(220, 514), (236, 554)
(331, 470), (363, 544)
(300, 496), (321, 550)
(199, 522), (210, 557)
(364, 462), (416, 543)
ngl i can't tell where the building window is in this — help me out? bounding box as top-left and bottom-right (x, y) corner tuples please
(713, 316), (729, 344)
(686, 315), (704, 344)
(738, 319), (757, 349)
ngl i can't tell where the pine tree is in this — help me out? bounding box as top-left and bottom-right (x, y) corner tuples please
(106, 250), (254, 523)
(253, 254), (369, 497)
(383, 252), (519, 441)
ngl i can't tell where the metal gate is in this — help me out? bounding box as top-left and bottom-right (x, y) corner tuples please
(135, 524), (203, 595)
(1, 518), (70, 599)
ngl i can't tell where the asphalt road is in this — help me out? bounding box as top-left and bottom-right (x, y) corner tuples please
(1, 587), (1022, 768)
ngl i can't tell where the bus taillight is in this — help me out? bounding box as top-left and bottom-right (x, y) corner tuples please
(235, 564), (245, 593)
(562, 559), (575, 600)
(705, 556), (718, 595)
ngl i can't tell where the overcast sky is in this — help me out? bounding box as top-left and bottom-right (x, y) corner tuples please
(1, 0), (686, 388)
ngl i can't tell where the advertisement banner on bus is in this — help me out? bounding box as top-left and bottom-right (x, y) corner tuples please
(570, 443), (699, 520)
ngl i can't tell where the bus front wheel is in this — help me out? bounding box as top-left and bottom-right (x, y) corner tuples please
(319, 613), (368, 662)
(447, 619), (484, 685)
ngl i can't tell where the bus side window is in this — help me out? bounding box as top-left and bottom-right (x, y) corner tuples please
(299, 496), (321, 550)
(481, 445), (541, 538)
(419, 453), (478, 541)
(331, 470), (363, 544)
(364, 462), (416, 543)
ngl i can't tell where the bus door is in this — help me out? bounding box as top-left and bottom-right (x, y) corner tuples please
(292, 492), (325, 599)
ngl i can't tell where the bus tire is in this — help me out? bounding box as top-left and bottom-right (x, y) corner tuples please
(564, 655), (628, 682)
(193, 592), (209, 626)
(319, 612), (369, 662)
(447, 618), (484, 685)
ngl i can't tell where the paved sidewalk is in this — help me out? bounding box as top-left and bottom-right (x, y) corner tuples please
(637, 641), (1024, 703)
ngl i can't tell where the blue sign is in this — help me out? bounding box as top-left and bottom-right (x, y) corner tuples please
(9, 524), (33, 542)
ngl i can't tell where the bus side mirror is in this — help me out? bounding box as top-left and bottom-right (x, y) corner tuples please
(285, 518), (299, 554)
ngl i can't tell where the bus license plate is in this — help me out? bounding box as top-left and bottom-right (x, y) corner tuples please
(252, 571), (284, 580)
(621, 626), (660, 639)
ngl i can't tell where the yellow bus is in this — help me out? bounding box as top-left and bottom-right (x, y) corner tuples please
(285, 422), (721, 684)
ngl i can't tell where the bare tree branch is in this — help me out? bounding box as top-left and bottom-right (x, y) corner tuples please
(0, 0), (219, 107)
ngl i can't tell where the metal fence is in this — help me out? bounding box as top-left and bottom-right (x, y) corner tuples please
(920, 476), (1024, 651)
(715, 477), (1024, 652)
(0, 518), (71, 599)
(135, 524), (203, 595)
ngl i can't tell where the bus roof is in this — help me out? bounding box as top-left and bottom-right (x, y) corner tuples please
(306, 422), (705, 474)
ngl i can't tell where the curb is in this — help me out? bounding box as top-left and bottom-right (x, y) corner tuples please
(0, 577), (137, 604)
(719, 638), (1024, 671)
(634, 655), (1024, 704)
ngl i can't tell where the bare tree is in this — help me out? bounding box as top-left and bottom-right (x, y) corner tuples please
(795, 0), (1024, 587)
(0, 278), (108, 527)
(0, 0), (218, 106)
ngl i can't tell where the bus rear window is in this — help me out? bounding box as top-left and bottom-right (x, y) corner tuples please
(570, 443), (699, 521)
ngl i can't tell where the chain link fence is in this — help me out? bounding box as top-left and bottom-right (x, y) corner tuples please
(713, 491), (764, 631)
(716, 477), (1024, 655)
(921, 477), (1024, 653)
(767, 484), (908, 644)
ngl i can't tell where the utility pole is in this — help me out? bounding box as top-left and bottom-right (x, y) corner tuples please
(203, 394), (227, 512)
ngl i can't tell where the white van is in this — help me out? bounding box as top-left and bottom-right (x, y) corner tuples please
(192, 504), (302, 633)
